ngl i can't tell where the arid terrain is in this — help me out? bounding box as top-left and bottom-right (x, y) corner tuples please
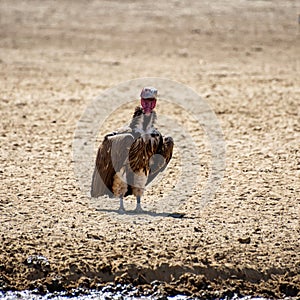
(0, 0), (299, 298)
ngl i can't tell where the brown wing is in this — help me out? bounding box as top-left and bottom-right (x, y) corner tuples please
(146, 136), (174, 185)
(91, 133), (134, 198)
(128, 132), (164, 174)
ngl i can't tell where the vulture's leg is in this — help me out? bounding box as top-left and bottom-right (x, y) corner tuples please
(134, 195), (143, 212)
(118, 195), (125, 212)
(112, 170), (128, 212)
(131, 170), (147, 213)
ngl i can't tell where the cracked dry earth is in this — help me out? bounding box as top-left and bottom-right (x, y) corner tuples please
(0, 0), (299, 299)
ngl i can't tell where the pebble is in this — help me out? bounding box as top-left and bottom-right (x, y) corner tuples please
(25, 255), (50, 271)
(238, 237), (251, 244)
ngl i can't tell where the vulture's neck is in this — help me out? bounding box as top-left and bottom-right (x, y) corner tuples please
(130, 106), (157, 135)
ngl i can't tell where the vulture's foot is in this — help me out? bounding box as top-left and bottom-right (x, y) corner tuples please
(134, 196), (144, 213)
(134, 202), (144, 213)
(118, 207), (126, 214)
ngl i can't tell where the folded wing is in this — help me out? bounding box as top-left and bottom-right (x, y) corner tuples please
(147, 136), (174, 185)
(91, 133), (134, 198)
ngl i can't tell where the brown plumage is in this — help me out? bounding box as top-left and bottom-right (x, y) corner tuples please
(91, 106), (174, 212)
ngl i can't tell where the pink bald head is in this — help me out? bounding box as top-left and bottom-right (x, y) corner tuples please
(140, 87), (158, 115)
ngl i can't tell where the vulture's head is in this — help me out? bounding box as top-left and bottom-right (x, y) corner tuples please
(140, 87), (158, 116)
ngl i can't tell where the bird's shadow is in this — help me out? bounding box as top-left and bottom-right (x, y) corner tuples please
(95, 208), (185, 219)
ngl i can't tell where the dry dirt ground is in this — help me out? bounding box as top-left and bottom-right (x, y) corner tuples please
(0, 0), (300, 298)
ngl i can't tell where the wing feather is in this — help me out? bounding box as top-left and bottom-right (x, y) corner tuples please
(91, 133), (134, 197)
(146, 136), (174, 185)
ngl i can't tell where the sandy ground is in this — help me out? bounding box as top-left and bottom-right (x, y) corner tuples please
(0, 0), (300, 298)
